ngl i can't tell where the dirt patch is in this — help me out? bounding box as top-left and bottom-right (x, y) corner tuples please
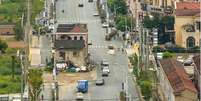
(43, 70), (97, 85)
(7, 41), (25, 48)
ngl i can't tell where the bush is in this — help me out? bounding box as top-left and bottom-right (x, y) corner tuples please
(0, 40), (8, 52)
(163, 51), (174, 59)
(152, 46), (165, 53)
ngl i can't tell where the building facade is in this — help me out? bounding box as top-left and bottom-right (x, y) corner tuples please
(53, 23), (88, 68)
(174, 2), (200, 48)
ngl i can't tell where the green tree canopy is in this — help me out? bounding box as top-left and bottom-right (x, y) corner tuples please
(107, 0), (127, 15)
(115, 15), (135, 31)
(28, 69), (43, 101)
(0, 40), (8, 52)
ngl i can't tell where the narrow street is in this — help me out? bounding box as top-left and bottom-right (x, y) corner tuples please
(52, 0), (140, 100)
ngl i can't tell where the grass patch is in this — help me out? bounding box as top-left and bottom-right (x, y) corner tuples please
(0, 48), (21, 94)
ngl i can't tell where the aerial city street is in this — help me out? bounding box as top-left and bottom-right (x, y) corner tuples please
(0, 0), (200, 101)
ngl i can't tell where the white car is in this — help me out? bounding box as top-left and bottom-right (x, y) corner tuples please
(76, 92), (84, 100)
(93, 13), (99, 16)
(102, 22), (109, 28)
(102, 66), (110, 73)
(177, 56), (184, 63)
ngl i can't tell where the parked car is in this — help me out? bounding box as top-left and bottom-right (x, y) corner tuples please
(108, 44), (115, 49)
(102, 22), (109, 28)
(93, 13), (99, 16)
(101, 59), (109, 66)
(78, 4), (83, 7)
(102, 66), (110, 73)
(183, 58), (193, 66)
(102, 71), (109, 76)
(76, 92), (84, 100)
(177, 56), (184, 63)
(88, 0), (93, 2)
(96, 79), (105, 85)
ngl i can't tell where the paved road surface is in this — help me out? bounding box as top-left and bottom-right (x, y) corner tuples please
(54, 0), (140, 100)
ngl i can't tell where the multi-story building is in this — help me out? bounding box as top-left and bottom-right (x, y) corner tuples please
(53, 23), (88, 68)
(158, 58), (198, 101)
(174, 2), (200, 48)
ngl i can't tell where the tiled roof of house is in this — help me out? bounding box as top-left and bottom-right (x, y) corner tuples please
(176, 2), (200, 10)
(56, 23), (88, 33)
(175, 2), (200, 16)
(175, 9), (200, 16)
(54, 40), (85, 49)
(160, 58), (197, 94)
(193, 55), (200, 73)
(0, 24), (15, 35)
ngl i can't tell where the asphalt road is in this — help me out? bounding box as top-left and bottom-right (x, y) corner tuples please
(55, 0), (140, 100)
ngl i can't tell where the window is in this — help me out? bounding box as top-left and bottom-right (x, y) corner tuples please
(184, 24), (195, 32)
(186, 37), (195, 48)
(60, 35), (66, 39)
(74, 36), (77, 40)
(59, 51), (65, 60)
(73, 51), (79, 57)
(196, 21), (201, 32)
(68, 36), (72, 40)
(80, 36), (83, 40)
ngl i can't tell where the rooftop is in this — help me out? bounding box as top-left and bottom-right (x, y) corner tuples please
(176, 2), (200, 10)
(160, 58), (197, 94)
(54, 40), (85, 49)
(175, 2), (200, 16)
(56, 23), (88, 33)
(193, 55), (200, 73)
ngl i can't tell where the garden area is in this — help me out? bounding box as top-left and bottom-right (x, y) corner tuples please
(0, 41), (22, 94)
(129, 54), (157, 101)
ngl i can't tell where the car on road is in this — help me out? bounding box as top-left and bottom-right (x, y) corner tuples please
(78, 4), (84, 7)
(177, 56), (184, 63)
(102, 22), (109, 28)
(102, 66), (110, 73)
(93, 13), (99, 16)
(76, 92), (84, 100)
(108, 44), (115, 49)
(102, 71), (109, 76)
(88, 0), (93, 2)
(101, 59), (109, 66)
(96, 79), (105, 85)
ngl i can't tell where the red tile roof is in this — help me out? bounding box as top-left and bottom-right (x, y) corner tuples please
(193, 55), (200, 73)
(56, 23), (88, 33)
(160, 58), (197, 94)
(176, 2), (200, 10)
(175, 2), (200, 16)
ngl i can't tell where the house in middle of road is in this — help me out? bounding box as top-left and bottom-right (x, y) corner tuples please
(52, 23), (88, 69)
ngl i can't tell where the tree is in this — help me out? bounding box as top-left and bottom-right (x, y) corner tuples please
(163, 51), (174, 59)
(107, 0), (127, 15)
(14, 22), (24, 40)
(28, 69), (43, 101)
(115, 15), (135, 31)
(0, 40), (8, 52)
(142, 13), (161, 29)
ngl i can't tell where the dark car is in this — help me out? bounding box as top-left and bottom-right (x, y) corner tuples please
(78, 4), (83, 7)
(96, 79), (104, 85)
(88, 0), (93, 2)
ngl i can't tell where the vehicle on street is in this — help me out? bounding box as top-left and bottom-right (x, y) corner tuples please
(88, 0), (93, 2)
(102, 71), (109, 76)
(177, 56), (184, 63)
(102, 66), (110, 73)
(101, 59), (109, 67)
(78, 4), (84, 7)
(108, 44), (115, 49)
(96, 79), (105, 85)
(77, 80), (88, 93)
(107, 49), (115, 55)
(184, 58), (193, 66)
(93, 13), (99, 16)
(102, 22), (109, 28)
(62, 10), (64, 13)
(76, 92), (84, 100)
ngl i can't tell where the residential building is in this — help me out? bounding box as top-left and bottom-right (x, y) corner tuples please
(174, 2), (200, 48)
(158, 58), (198, 101)
(192, 55), (200, 98)
(53, 23), (88, 68)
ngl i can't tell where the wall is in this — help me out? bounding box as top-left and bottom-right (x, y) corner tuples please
(174, 16), (200, 47)
(55, 48), (87, 67)
(158, 64), (175, 101)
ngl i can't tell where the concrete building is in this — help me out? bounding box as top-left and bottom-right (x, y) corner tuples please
(174, 2), (200, 48)
(53, 23), (88, 68)
(158, 58), (198, 101)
